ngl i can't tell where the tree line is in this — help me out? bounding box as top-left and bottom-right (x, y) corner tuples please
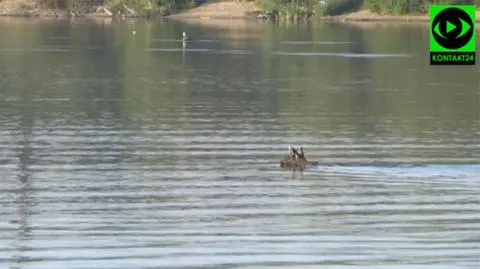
(28, 0), (480, 19)
(261, 0), (479, 21)
(35, 0), (197, 16)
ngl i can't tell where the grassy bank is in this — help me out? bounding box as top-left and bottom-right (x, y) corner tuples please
(0, 0), (479, 21)
(0, 0), (197, 18)
(258, 0), (480, 22)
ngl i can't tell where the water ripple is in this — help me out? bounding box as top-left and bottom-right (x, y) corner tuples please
(1, 21), (479, 269)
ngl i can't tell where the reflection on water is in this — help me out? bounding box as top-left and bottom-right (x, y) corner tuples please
(0, 18), (479, 269)
(147, 48), (412, 58)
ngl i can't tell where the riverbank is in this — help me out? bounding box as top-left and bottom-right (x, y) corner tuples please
(168, 0), (262, 20)
(0, 0), (257, 19)
(0, 0), (111, 18)
(327, 9), (480, 23)
(1, 0), (479, 23)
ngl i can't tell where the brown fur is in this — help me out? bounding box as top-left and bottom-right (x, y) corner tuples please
(280, 152), (318, 168)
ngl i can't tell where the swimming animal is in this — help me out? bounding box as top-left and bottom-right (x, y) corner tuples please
(280, 145), (319, 169)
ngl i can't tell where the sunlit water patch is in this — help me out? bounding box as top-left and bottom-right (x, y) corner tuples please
(314, 163), (480, 182)
(281, 41), (354, 45)
(153, 38), (221, 43)
(272, 51), (412, 58)
(146, 48), (412, 58)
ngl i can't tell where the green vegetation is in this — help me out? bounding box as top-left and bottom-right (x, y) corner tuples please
(36, 0), (196, 16)
(3, 0), (480, 19)
(365, 0), (478, 15)
(260, 0), (479, 21)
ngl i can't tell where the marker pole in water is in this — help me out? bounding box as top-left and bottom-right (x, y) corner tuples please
(182, 32), (186, 64)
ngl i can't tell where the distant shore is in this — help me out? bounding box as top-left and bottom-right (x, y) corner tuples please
(1, 1), (479, 24)
(326, 10), (480, 23)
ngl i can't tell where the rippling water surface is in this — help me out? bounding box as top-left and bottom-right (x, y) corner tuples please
(0, 18), (479, 269)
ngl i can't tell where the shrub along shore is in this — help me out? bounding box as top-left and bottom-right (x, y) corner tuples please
(0, 0), (479, 22)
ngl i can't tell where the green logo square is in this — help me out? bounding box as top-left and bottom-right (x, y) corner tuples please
(430, 5), (476, 65)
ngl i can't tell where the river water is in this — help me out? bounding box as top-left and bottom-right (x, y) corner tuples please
(0, 17), (479, 269)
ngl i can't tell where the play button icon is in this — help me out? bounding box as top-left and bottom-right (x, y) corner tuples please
(431, 7), (474, 50)
(446, 20), (456, 34)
